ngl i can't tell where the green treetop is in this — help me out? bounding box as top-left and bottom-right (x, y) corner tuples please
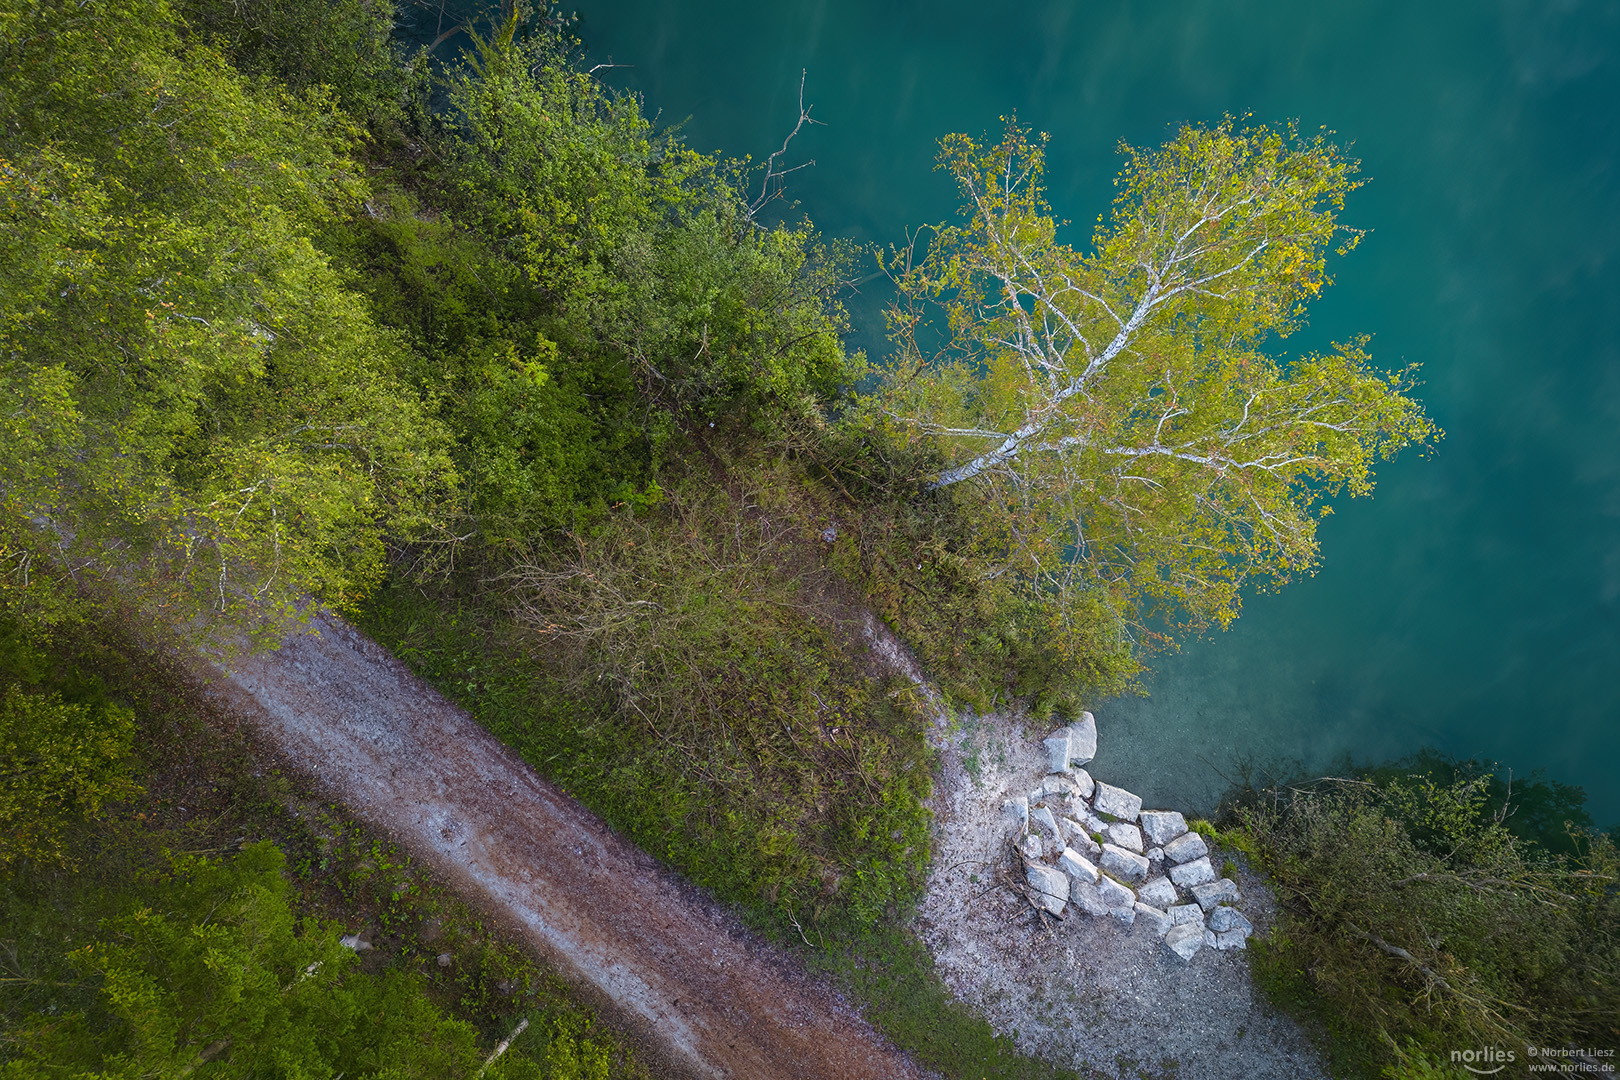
(876, 118), (1439, 659)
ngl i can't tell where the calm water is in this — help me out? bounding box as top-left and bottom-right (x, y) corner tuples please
(416, 2), (1620, 823)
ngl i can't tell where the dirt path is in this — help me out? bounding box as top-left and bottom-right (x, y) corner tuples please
(203, 610), (930, 1080)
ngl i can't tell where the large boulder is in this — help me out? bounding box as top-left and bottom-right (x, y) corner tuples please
(1133, 902), (1171, 935)
(1163, 830), (1209, 864)
(1167, 903), (1204, 927)
(1069, 712), (1098, 765)
(1138, 810), (1188, 847)
(1168, 856), (1217, 889)
(1100, 844), (1150, 882)
(1106, 822), (1144, 853)
(1071, 880), (1111, 916)
(1208, 906), (1253, 935)
(1058, 847), (1100, 886)
(1026, 863), (1069, 915)
(1093, 782), (1143, 822)
(1192, 877), (1241, 911)
(1071, 767), (1095, 800)
(1162, 922), (1203, 963)
(1097, 874), (1135, 911)
(1031, 805), (1064, 848)
(1137, 875), (1179, 909)
(1061, 818), (1101, 857)
(1042, 728), (1075, 774)
(1002, 796), (1029, 833)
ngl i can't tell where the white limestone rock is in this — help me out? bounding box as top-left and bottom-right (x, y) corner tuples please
(340, 934), (373, 953)
(1208, 906), (1254, 935)
(1163, 830), (1209, 865)
(1167, 903), (1205, 927)
(1041, 775), (1075, 799)
(1146, 846), (1166, 878)
(1058, 847), (1100, 886)
(1106, 821), (1144, 852)
(1042, 728), (1075, 774)
(1137, 875), (1179, 909)
(1168, 856), (1217, 889)
(1026, 862), (1069, 915)
(1071, 767), (1095, 800)
(1110, 902), (1137, 925)
(1061, 818), (1101, 857)
(1134, 902), (1172, 935)
(1031, 805), (1064, 848)
(1020, 833), (1045, 861)
(1100, 844), (1150, 882)
(1093, 782), (1143, 822)
(1069, 712), (1098, 765)
(1204, 928), (1219, 949)
(1212, 928), (1250, 951)
(1001, 796), (1029, 833)
(1139, 810), (1188, 847)
(1192, 877), (1241, 911)
(1162, 922), (1203, 963)
(1097, 873), (1135, 910)
(1072, 880), (1110, 916)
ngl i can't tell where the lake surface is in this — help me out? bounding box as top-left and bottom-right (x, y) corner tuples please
(415, 1), (1620, 824)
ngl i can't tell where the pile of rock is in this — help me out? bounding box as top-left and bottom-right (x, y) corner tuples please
(1004, 714), (1252, 964)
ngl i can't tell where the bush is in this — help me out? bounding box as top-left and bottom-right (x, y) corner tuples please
(1231, 766), (1619, 1078)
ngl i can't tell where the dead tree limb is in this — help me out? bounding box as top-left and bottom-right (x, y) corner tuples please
(749, 69), (822, 219)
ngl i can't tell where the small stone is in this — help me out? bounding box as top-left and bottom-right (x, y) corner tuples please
(1146, 847), (1166, 877)
(1138, 876), (1179, 909)
(1192, 877), (1241, 911)
(1058, 847), (1100, 886)
(1133, 902), (1172, 935)
(436, 952), (453, 968)
(1043, 729), (1074, 774)
(1168, 856), (1217, 888)
(1110, 903), (1137, 925)
(1100, 844), (1150, 882)
(1167, 903), (1204, 927)
(1093, 782), (1143, 822)
(1162, 922), (1202, 963)
(1163, 831), (1210, 864)
(1072, 881), (1111, 916)
(1204, 928), (1219, 949)
(1213, 928), (1250, 951)
(1020, 833), (1045, 861)
(1083, 809), (1111, 834)
(339, 934), (373, 953)
(1026, 863), (1069, 915)
(1041, 775), (1073, 798)
(1208, 906), (1253, 934)
(1106, 822), (1144, 853)
(1097, 873), (1135, 910)
(1069, 712), (1098, 765)
(1001, 796), (1029, 833)
(1071, 767), (1095, 799)
(1061, 818), (1101, 857)
(1139, 810), (1188, 847)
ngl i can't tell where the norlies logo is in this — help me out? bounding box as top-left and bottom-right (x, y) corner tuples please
(1453, 1047), (1517, 1075)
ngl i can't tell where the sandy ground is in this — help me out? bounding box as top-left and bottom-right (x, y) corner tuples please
(916, 706), (1329, 1080)
(200, 610), (932, 1080)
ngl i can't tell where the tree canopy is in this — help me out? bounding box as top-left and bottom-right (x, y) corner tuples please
(876, 119), (1439, 655)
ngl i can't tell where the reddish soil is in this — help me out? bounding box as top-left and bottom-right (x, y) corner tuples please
(203, 611), (931, 1080)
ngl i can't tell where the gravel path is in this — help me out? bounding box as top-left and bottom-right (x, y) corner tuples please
(203, 611), (931, 1080)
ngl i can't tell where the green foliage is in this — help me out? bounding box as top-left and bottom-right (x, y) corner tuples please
(0, 0), (457, 637)
(1231, 767), (1619, 1078)
(364, 463), (933, 936)
(872, 117), (1439, 660)
(0, 685), (139, 868)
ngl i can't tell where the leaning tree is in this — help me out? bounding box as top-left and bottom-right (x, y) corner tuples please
(875, 118), (1438, 661)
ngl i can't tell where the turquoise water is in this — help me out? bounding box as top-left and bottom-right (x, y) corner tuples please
(429, 2), (1620, 823)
